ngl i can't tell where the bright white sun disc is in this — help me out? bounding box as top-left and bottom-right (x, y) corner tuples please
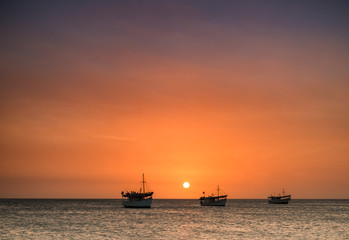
(183, 182), (190, 188)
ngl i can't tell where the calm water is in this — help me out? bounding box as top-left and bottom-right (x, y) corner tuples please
(0, 199), (348, 239)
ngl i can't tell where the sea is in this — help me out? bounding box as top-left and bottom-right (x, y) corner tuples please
(0, 199), (348, 239)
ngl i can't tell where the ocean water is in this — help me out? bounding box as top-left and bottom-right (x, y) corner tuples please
(0, 199), (348, 239)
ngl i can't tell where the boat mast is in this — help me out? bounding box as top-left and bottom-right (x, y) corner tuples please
(142, 173), (145, 194)
(217, 185), (219, 196)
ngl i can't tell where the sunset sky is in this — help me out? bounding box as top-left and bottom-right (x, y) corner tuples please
(1, 1), (349, 199)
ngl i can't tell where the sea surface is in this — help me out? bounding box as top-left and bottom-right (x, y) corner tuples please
(0, 199), (348, 239)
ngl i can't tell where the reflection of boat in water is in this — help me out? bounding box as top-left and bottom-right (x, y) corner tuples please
(121, 174), (153, 208)
(268, 189), (291, 204)
(200, 185), (227, 206)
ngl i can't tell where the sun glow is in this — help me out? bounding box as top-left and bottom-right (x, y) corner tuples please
(183, 182), (190, 189)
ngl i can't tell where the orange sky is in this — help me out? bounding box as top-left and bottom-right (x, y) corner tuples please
(1, 1), (349, 198)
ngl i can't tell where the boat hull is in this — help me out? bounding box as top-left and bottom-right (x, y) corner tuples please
(122, 197), (152, 208)
(200, 198), (227, 206)
(268, 197), (291, 204)
(268, 198), (290, 204)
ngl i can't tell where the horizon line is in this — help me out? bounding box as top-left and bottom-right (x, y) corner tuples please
(1, 198), (348, 200)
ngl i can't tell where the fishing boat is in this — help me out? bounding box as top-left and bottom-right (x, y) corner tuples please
(268, 189), (291, 204)
(121, 174), (153, 208)
(199, 185), (227, 206)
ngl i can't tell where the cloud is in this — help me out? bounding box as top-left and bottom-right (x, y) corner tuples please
(97, 135), (134, 141)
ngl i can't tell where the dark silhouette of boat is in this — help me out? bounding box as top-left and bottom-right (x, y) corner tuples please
(268, 188), (291, 204)
(121, 174), (153, 208)
(199, 185), (227, 206)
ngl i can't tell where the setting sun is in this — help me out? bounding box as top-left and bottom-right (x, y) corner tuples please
(183, 182), (190, 189)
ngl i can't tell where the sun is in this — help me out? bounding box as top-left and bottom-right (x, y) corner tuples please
(183, 182), (190, 189)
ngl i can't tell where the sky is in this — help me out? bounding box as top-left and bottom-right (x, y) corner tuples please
(1, 0), (349, 199)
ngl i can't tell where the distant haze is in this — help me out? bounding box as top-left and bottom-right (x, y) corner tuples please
(1, 0), (348, 198)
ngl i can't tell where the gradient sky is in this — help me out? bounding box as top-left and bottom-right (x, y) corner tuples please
(1, 0), (349, 198)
